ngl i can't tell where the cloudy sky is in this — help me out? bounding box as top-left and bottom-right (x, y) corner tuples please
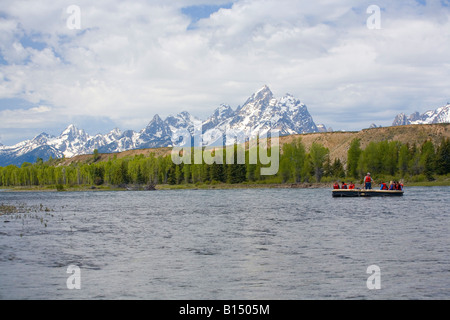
(0, 0), (449, 145)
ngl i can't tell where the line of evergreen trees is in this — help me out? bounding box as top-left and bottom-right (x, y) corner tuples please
(0, 138), (448, 188)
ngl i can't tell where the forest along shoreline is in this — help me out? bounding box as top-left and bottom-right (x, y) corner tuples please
(1, 124), (449, 191)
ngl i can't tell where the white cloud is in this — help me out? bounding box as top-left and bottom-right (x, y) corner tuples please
(0, 0), (449, 144)
(29, 105), (52, 113)
(0, 105), (54, 128)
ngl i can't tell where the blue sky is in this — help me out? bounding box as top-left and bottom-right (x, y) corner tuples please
(0, 0), (450, 145)
(182, 3), (233, 29)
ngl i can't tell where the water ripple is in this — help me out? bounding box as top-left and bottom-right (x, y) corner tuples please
(0, 187), (449, 299)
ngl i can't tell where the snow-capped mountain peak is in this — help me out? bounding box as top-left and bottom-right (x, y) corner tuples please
(201, 86), (318, 145)
(0, 86), (321, 166)
(148, 114), (163, 125)
(214, 104), (234, 119)
(165, 111), (201, 131)
(61, 124), (89, 139)
(278, 94), (305, 112)
(109, 128), (122, 137)
(242, 85), (274, 111)
(393, 104), (450, 126)
(253, 84), (272, 98)
(31, 133), (54, 145)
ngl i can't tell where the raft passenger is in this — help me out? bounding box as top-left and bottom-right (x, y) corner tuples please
(364, 173), (373, 190)
(389, 181), (395, 190)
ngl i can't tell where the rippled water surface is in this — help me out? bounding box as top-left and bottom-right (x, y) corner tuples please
(0, 187), (449, 299)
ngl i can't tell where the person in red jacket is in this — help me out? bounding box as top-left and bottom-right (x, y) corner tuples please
(364, 173), (373, 189)
(380, 182), (388, 190)
(341, 182), (348, 189)
(349, 182), (355, 189)
(333, 182), (340, 189)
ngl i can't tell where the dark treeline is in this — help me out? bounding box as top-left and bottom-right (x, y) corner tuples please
(0, 138), (449, 188)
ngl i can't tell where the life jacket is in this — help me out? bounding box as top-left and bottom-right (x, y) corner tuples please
(341, 183), (347, 189)
(333, 184), (340, 189)
(380, 183), (388, 190)
(365, 176), (372, 183)
(349, 184), (355, 189)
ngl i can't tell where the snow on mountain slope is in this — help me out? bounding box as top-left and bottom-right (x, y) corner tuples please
(202, 86), (318, 145)
(393, 104), (450, 126)
(202, 104), (235, 132)
(0, 85), (321, 166)
(166, 111), (202, 133)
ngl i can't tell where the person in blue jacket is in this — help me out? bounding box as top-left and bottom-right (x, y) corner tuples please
(388, 181), (395, 190)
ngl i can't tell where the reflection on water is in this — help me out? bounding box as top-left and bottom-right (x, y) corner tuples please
(0, 187), (449, 299)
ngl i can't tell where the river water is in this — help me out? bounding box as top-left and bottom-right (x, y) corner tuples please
(0, 187), (449, 300)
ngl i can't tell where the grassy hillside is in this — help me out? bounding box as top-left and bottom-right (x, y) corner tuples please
(59, 147), (173, 166)
(281, 123), (450, 164)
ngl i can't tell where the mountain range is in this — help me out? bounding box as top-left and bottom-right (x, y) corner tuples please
(392, 104), (450, 126)
(0, 86), (321, 167)
(1, 85), (449, 167)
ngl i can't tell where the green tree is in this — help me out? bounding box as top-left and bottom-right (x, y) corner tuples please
(309, 143), (329, 182)
(420, 140), (436, 180)
(92, 164), (105, 185)
(381, 141), (400, 175)
(358, 142), (382, 176)
(119, 160), (130, 184)
(331, 158), (345, 179)
(302, 154), (313, 182)
(226, 145), (246, 184)
(182, 163), (192, 184)
(167, 163), (177, 185)
(211, 161), (225, 182)
(347, 139), (362, 178)
(93, 149), (100, 162)
(279, 138), (306, 183)
(323, 154), (332, 178)
(435, 138), (450, 175)
(398, 143), (411, 176)
(408, 144), (422, 175)
(136, 165), (146, 184)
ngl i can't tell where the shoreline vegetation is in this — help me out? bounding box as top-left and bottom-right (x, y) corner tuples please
(1, 125), (449, 192)
(1, 175), (449, 193)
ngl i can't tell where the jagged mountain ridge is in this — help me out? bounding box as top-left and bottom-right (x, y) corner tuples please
(0, 86), (320, 166)
(393, 104), (450, 126)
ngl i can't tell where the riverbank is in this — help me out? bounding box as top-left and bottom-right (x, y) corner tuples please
(0, 182), (329, 192)
(1, 177), (449, 192)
